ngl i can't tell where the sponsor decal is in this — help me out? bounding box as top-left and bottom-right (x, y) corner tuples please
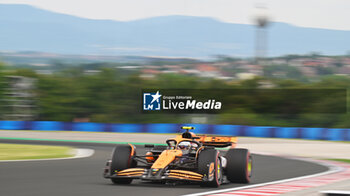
(208, 162), (215, 181)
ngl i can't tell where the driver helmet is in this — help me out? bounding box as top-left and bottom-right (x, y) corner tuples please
(178, 141), (191, 151)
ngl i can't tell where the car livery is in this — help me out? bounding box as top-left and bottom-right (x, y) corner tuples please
(103, 126), (252, 187)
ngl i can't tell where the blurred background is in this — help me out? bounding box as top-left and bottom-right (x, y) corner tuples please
(0, 0), (350, 128)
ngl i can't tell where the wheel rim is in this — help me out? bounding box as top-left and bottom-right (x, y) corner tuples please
(247, 156), (252, 178)
(217, 158), (222, 183)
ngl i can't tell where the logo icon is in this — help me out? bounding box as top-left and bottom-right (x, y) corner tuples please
(143, 91), (162, 110)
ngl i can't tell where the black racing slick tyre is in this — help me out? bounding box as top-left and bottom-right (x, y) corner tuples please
(151, 145), (167, 153)
(198, 149), (222, 187)
(110, 145), (136, 184)
(225, 148), (252, 183)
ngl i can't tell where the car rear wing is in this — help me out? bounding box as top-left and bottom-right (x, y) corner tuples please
(197, 135), (237, 148)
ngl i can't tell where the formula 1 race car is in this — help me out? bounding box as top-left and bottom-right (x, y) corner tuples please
(103, 126), (252, 187)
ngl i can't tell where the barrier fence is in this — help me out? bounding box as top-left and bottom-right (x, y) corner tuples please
(0, 121), (349, 141)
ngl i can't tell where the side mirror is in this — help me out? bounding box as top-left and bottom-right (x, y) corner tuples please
(144, 144), (155, 148)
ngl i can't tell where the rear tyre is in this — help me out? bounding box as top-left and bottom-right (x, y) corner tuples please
(152, 145), (168, 151)
(151, 145), (167, 154)
(198, 149), (222, 187)
(110, 145), (136, 184)
(225, 148), (252, 183)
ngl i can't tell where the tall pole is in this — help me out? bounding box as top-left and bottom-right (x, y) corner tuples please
(254, 5), (269, 63)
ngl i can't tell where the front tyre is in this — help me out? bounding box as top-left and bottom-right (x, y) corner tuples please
(225, 148), (252, 183)
(198, 149), (222, 187)
(110, 145), (136, 184)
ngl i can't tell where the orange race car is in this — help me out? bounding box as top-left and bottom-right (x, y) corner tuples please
(103, 126), (252, 187)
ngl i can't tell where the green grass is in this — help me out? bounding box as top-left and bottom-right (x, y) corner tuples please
(0, 143), (74, 160)
(328, 159), (350, 164)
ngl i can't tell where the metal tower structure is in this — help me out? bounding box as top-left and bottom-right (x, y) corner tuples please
(254, 5), (270, 63)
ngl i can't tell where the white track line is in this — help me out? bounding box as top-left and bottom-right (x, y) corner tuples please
(320, 190), (350, 194)
(182, 155), (343, 196)
(0, 148), (95, 162)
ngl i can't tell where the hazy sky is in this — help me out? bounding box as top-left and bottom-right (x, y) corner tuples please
(1, 0), (350, 30)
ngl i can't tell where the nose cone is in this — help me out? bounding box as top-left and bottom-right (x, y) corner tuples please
(151, 150), (182, 169)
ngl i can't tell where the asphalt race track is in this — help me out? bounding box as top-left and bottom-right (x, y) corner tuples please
(0, 139), (328, 196)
